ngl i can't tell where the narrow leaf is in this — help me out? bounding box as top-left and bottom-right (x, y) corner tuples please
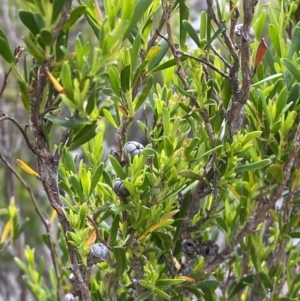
(235, 159), (271, 173)
(254, 38), (268, 69)
(123, 0), (153, 39)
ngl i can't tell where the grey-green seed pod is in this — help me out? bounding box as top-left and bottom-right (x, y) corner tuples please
(113, 177), (130, 197)
(234, 23), (255, 48)
(124, 141), (144, 158)
(64, 293), (79, 301)
(88, 243), (109, 265)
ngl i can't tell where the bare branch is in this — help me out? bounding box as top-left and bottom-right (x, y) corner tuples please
(0, 114), (37, 154)
(160, 0), (189, 89)
(175, 49), (231, 81)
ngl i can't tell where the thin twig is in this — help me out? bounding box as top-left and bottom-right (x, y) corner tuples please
(0, 68), (12, 102)
(229, 2), (240, 45)
(0, 153), (61, 300)
(210, 45), (231, 69)
(175, 49), (231, 80)
(51, 0), (73, 44)
(0, 114), (37, 154)
(160, 0), (189, 89)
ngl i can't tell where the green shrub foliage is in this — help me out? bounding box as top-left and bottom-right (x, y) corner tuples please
(1, 0), (300, 300)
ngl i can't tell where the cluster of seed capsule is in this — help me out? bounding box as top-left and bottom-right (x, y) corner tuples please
(113, 141), (144, 197)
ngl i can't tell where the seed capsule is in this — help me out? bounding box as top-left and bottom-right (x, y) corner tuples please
(234, 23), (255, 48)
(182, 239), (198, 259)
(113, 177), (130, 197)
(64, 293), (79, 301)
(88, 243), (109, 265)
(124, 141), (144, 158)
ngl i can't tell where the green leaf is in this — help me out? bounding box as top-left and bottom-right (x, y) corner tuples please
(205, 26), (225, 49)
(269, 23), (281, 57)
(111, 204), (135, 213)
(113, 247), (126, 277)
(0, 37), (15, 64)
(283, 214), (300, 234)
(288, 23), (300, 59)
(22, 36), (44, 62)
(61, 62), (73, 98)
(258, 271), (273, 291)
(134, 76), (153, 112)
(120, 64), (131, 92)
(18, 80), (30, 113)
(251, 73), (283, 87)
(122, 180), (136, 196)
(132, 60), (149, 85)
(68, 124), (98, 151)
(123, 0), (153, 39)
(148, 39), (169, 70)
(164, 136), (174, 157)
(110, 214), (120, 246)
(109, 67), (121, 96)
(63, 152), (76, 174)
(288, 232), (300, 238)
(153, 287), (170, 299)
(70, 175), (84, 200)
(149, 56), (187, 73)
(235, 159), (271, 173)
(40, 29), (52, 46)
(84, 10), (100, 38)
(19, 10), (40, 35)
(276, 86), (287, 118)
(131, 34), (141, 68)
(179, 0), (189, 47)
(63, 5), (87, 30)
(200, 11), (207, 40)
(268, 164), (284, 184)
(253, 9), (266, 38)
(14, 257), (28, 273)
(52, 0), (67, 22)
(45, 115), (92, 128)
(282, 58), (300, 82)
(103, 109), (118, 128)
(33, 13), (45, 30)
(109, 155), (126, 179)
(121, 0), (134, 20)
(134, 290), (152, 301)
(180, 170), (202, 180)
(182, 20), (200, 47)
(89, 163), (104, 196)
(196, 280), (219, 301)
(78, 203), (87, 228)
(228, 274), (255, 299)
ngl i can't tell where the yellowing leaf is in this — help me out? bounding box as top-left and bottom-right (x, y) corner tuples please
(291, 169), (300, 192)
(86, 228), (96, 247)
(145, 45), (162, 63)
(16, 159), (40, 178)
(176, 275), (195, 283)
(45, 67), (65, 94)
(172, 256), (181, 270)
(138, 209), (179, 240)
(49, 209), (57, 225)
(1, 220), (12, 243)
(228, 184), (240, 201)
(248, 171), (254, 187)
